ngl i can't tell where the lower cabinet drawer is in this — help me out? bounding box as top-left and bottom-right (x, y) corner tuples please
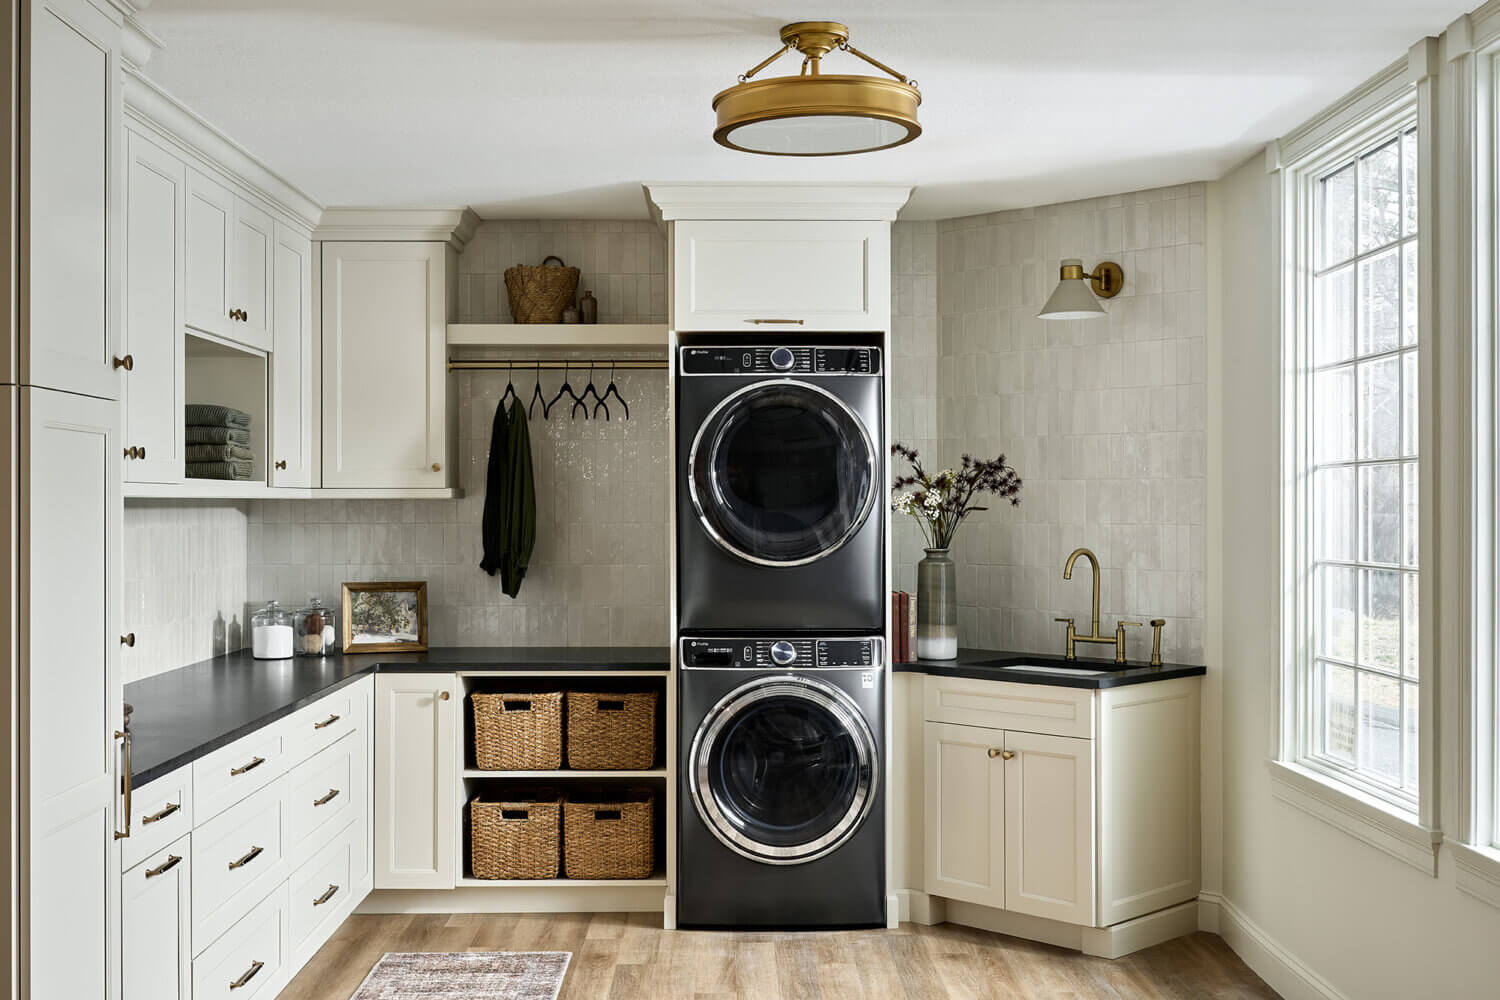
(122, 765), (193, 873)
(122, 835), (191, 1000)
(286, 731), (360, 867)
(924, 674), (1095, 739)
(289, 818), (364, 958)
(192, 882), (287, 1000)
(192, 777), (288, 952)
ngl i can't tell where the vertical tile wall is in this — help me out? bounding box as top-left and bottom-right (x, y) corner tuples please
(890, 221), (939, 595)
(934, 184), (1207, 662)
(121, 501), (251, 683)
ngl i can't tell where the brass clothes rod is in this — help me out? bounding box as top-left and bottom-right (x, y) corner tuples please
(448, 359), (668, 372)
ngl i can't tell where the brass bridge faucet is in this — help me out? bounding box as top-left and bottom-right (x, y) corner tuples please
(1055, 547), (1140, 663)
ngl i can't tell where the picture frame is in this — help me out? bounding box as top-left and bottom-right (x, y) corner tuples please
(341, 580), (429, 653)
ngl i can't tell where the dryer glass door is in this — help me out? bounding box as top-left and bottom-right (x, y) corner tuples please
(691, 675), (877, 864)
(689, 381), (876, 567)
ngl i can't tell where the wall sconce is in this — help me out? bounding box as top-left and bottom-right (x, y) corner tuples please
(1038, 258), (1125, 320)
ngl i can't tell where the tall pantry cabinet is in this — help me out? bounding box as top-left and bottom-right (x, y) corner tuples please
(8, 0), (130, 997)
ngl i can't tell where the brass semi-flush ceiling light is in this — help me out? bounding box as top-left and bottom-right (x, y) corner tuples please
(713, 21), (921, 156)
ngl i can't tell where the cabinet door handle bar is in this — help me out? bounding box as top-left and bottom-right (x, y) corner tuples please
(230, 756), (265, 776)
(313, 788), (340, 807)
(227, 845), (263, 870)
(313, 714), (340, 730)
(141, 801), (180, 824)
(312, 884), (339, 906)
(228, 960), (264, 990)
(144, 854), (181, 879)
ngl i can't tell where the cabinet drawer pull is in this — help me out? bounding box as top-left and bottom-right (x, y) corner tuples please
(141, 801), (180, 825)
(230, 756), (265, 776)
(744, 318), (805, 325)
(313, 714), (341, 730)
(313, 788), (340, 807)
(144, 854), (181, 879)
(228, 960), (264, 990)
(227, 845), (263, 870)
(988, 747), (1016, 760)
(113, 354), (134, 371)
(312, 884), (340, 906)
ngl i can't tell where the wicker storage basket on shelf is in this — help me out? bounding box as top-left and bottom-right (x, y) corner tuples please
(562, 786), (655, 880)
(470, 789), (561, 880)
(503, 255), (580, 323)
(471, 691), (563, 770)
(565, 690), (658, 770)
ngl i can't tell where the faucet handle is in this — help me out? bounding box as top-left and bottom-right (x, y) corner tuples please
(1054, 617), (1075, 625)
(1114, 621), (1143, 664)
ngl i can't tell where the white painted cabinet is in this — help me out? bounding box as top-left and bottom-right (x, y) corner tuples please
(184, 167), (233, 340)
(373, 673), (456, 889)
(122, 838), (191, 1000)
(122, 130), (186, 483)
(21, 0), (123, 399)
(672, 220), (890, 332)
(923, 722), (1006, 910)
(231, 198), (274, 351)
(321, 242), (455, 489)
(1003, 730), (1094, 926)
(270, 223), (315, 486)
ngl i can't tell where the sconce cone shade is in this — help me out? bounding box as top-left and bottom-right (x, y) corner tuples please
(1038, 258), (1109, 320)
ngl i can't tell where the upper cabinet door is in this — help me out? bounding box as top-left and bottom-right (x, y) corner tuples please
(20, 0), (122, 399)
(672, 220), (890, 332)
(122, 131), (186, 484)
(229, 196), (274, 351)
(184, 167), (233, 340)
(1002, 730), (1095, 927)
(923, 721), (1006, 911)
(321, 242), (451, 489)
(270, 223), (314, 487)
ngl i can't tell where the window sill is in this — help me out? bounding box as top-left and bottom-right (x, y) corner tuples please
(1451, 842), (1500, 910)
(1266, 759), (1441, 876)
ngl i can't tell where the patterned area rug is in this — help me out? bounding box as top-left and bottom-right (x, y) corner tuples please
(350, 952), (571, 1000)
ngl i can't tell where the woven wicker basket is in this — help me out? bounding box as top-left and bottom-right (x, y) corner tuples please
(503, 255), (580, 324)
(562, 787), (655, 880)
(565, 690), (658, 770)
(470, 790), (561, 880)
(472, 691), (563, 770)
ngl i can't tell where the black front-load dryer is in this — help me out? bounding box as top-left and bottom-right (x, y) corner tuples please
(677, 635), (886, 928)
(676, 343), (885, 631)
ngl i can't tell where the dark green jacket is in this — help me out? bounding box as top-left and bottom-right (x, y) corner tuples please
(479, 398), (536, 597)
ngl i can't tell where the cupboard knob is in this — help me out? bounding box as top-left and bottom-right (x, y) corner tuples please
(431, 463), (442, 472)
(987, 747), (1002, 758)
(120, 633), (135, 647)
(112, 354), (134, 371)
(275, 460), (287, 470)
(439, 691), (451, 701)
(138, 446), (146, 459)
(988, 748), (1015, 760)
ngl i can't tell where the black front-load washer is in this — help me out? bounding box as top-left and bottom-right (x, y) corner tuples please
(675, 343), (885, 632)
(677, 635), (885, 928)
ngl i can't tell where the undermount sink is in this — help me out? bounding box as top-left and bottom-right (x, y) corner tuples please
(981, 662), (1115, 677)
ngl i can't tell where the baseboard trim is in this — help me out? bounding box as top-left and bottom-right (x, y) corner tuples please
(1079, 900), (1199, 959)
(1198, 892), (1349, 1000)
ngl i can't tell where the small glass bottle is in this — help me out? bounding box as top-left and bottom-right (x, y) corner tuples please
(295, 596), (337, 657)
(251, 600), (294, 660)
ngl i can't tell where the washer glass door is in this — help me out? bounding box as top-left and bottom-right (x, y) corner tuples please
(689, 380), (875, 566)
(691, 676), (876, 864)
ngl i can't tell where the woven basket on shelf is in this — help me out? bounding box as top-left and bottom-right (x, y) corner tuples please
(471, 691), (563, 770)
(470, 790), (561, 880)
(562, 787), (655, 880)
(565, 690), (658, 770)
(503, 255), (580, 323)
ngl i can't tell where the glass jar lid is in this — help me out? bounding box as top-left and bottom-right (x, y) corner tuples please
(252, 600), (292, 627)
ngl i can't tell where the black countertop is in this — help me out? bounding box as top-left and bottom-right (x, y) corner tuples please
(894, 648), (1206, 689)
(124, 646), (670, 787)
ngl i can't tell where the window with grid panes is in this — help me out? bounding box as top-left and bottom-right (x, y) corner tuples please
(1303, 126), (1419, 805)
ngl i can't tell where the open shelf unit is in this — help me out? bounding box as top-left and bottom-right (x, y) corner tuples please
(447, 323), (668, 351)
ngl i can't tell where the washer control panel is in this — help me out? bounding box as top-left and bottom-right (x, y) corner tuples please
(680, 346), (881, 376)
(681, 636), (882, 669)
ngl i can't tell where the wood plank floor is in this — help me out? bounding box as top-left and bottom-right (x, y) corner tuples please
(280, 912), (1280, 999)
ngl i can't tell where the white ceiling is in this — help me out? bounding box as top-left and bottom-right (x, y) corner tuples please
(137, 0), (1468, 220)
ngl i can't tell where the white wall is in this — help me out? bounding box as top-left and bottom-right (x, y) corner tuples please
(1214, 149), (1500, 1000)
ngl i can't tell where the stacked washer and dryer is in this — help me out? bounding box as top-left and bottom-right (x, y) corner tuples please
(674, 339), (888, 928)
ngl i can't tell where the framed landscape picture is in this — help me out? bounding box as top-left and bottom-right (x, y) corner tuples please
(342, 581), (429, 653)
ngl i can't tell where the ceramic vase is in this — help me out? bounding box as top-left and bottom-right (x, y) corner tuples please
(917, 547), (958, 660)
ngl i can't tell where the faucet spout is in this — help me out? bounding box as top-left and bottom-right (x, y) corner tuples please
(1064, 547), (1102, 638)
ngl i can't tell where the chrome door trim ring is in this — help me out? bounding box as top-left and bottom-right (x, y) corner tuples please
(689, 674), (878, 865)
(686, 378), (878, 568)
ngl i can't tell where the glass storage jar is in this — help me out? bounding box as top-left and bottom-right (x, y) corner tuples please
(251, 600), (294, 660)
(294, 596), (337, 657)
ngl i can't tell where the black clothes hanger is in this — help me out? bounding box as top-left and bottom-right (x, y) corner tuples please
(529, 360), (549, 419)
(574, 362), (602, 420)
(596, 362), (628, 420)
(546, 360), (582, 420)
(499, 362), (519, 410)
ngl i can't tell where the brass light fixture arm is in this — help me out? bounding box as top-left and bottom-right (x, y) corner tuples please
(839, 41), (916, 88)
(739, 41), (793, 82)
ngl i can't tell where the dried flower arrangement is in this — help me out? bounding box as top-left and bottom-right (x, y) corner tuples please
(890, 443), (1023, 550)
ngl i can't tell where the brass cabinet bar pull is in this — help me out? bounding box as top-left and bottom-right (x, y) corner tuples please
(313, 714), (340, 730)
(114, 729), (132, 840)
(744, 318), (805, 325)
(230, 756), (265, 776)
(312, 884), (339, 906)
(144, 855), (181, 879)
(313, 788), (339, 807)
(228, 960), (264, 990)
(141, 801), (180, 825)
(227, 845), (263, 870)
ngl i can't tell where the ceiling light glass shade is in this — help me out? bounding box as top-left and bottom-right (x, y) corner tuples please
(1038, 258), (1109, 320)
(713, 75), (922, 156)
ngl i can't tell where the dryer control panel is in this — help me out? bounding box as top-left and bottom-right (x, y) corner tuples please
(680, 346), (881, 376)
(681, 636), (882, 669)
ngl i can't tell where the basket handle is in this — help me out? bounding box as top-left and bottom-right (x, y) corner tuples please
(594, 809), (622, 821)
(501, 699), (533, 712)
(541, 255), (566, 268)
(501, 808), (530, 820)
(596, 699), (625, 712)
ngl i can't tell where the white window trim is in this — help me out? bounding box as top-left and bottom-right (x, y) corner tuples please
(1273, 40), (1442, 862)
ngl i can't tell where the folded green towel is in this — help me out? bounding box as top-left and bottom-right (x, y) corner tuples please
(185, 404), (251, 429)
(186, 459), (254, 481)
(186, 443), (253, 462)
(186, 426), (251, 446)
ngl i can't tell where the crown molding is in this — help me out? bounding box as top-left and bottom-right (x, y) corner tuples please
(643, 183), (913, 224)
(315, 208), (481, 250)
(120, 10), (163, 70)
(1275, 54), (1412, 169)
